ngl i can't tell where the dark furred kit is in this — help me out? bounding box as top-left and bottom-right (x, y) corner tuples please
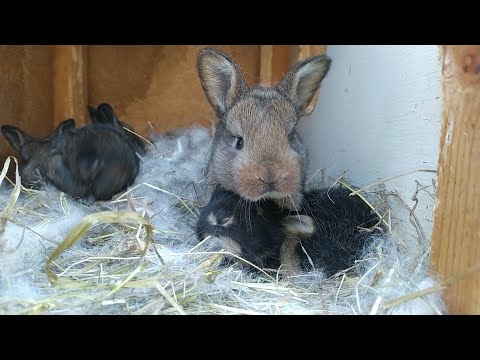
(2, 103), (145, 204)
(196, 186), (382, 277)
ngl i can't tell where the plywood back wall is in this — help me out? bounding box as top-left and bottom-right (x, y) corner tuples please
(0, 45), (54, 162)
(0, 45), (262, 161)
(87, 45), (261, 136)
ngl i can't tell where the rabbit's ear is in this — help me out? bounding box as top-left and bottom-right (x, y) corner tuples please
(276, 55), (331, 115)
(283, 214), (316, 236)
(87, 105), (98, 122)
(1, 125), (33, 153)
(97, 103), (123, 129)
(53, 118), (75, 137)
(197, 47), (248, 118)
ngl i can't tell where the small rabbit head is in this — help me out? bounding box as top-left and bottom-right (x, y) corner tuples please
(196, 187), (287, 269)
(197, 47), (331, 208)
(87, 103), (147, 156)
(1, 119), (75, 187)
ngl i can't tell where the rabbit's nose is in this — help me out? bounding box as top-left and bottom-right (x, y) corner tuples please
(259, 172), (277, 192)
(262, 181), (275, 192)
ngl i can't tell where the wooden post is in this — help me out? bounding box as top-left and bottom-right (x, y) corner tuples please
(297, 45), (328, 61)
(259, 45), (297, 85)
(259, 45), (273, 84)
(53, 45), (88, 127)
(260, 45), (328, 114)
(430, 45), (480, 314)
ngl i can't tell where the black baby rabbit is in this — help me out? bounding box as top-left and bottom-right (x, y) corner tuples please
(196, 186), (382, 277)
(2, 115), (141, 204)
(196, 187), (286, 270)
(282, 186), (383, 276)
(87, 102), (147, 156)
(2, 119), (75, 191)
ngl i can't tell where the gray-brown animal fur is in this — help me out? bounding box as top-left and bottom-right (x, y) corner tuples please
(196, 47), (331, 210)
(1, 118), (140, 204)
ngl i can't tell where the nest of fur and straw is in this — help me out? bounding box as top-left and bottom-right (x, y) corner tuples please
(0, 127), (449, 315)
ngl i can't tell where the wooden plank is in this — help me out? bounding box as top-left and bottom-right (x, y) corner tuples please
(430, 45), (480, 314)
(297, 45), (327, 61)
(260, 45), (296, 85)
(87, 45), (260, 135)
(0, 45), (53, 163)
(53, 45), (88, 127)
(260, 45), (273, 84)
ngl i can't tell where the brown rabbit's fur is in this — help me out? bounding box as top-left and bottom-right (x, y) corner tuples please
(197, 47), (331, 210)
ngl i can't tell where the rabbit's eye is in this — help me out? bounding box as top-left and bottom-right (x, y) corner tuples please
(236, 137), (244, 150)
(288, 131), (298, 142)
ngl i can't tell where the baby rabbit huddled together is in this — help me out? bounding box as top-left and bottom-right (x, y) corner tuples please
(196, 186), (382, 277)
(195, 47), (383, 276)
(1, 103), (146, 204)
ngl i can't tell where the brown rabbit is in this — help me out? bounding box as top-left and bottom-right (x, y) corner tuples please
(196, 47), (331, 210)
(1, 118), (140, 204)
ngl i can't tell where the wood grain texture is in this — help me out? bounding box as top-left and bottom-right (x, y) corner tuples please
(430, 45), (480, 314)
(298, 45), (328, 60)
(53, 45), (88, 127)
(87, 45), (260, 136)
(260, 45), (273, 84)
(260, 45), (298, 85)
(0, 45), (54, 163)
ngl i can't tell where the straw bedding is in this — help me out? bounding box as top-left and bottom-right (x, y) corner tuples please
(0, 127), (446, 315)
